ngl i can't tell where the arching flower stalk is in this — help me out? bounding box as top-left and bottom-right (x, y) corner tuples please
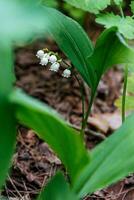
(36, 49), (72, 78)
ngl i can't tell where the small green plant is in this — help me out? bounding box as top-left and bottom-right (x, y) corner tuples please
(1, 0), (134, 199)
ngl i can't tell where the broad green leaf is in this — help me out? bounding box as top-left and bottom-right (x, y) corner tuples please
(37, 172), (78, 200)
(63, 0), (111, 14)
(130, 1), (134, 14)
(0, 0), (49, 43)
(0, 102), (16, 188)
(73, 113), (134, 197)
(0, 45), (16, 188)
(96, 13), (134, 39)
(9, 89), (90, 183)
(89, 28), (134, 87)
(44, 7), (96, 89)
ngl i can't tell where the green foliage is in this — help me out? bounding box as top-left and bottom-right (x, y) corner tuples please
(130, 0), (134, 14)
(63, 0), (123, 14)
(89, 28), (134, 88)
(37, 173), (78, 200)
(44, 7), (96, 89)
(0, 101), (16, 188)
(73, 113), (134, 197)
(96, 13), (134, 39)
(1, 0), (134, 199)
(63, 0), (111, 14)
(9, 90), (134, 199)
(42, 7), (134, 93)
(0, 0), (49, 43)
(0, 0), (52, 190)
(9, 89), (90, 183)
(0, 45), (16, 188)
(9, 91), (134, 199)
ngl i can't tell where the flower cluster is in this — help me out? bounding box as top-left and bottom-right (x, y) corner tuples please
(36, 49), (71, 78)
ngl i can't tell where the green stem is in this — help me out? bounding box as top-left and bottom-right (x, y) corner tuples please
(62, 60), (95, 137)
(80, 83), (85, 139)
(122, 64), (128, 123)
(73, 74), (85, 139)
(62, 60), (86, 138)
(82, 90), (96, 131)
(118, 3), (124, 18)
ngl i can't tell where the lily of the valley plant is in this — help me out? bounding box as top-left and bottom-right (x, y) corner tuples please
(1, 0), (134, 200)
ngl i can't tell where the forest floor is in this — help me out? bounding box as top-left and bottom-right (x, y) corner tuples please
(1, 35), (134, 200)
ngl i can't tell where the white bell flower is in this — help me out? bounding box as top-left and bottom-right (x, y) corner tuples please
(50, 62), (60, 72)
(36, 50), (44, 59)
(40, 57), (48, 66)
(49, 55), (57, 63)
(62, 69), (71, 78)
(43, 53), (50, 59)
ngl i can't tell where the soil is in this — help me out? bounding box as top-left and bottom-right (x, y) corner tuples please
(1, 37), (134, 200)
